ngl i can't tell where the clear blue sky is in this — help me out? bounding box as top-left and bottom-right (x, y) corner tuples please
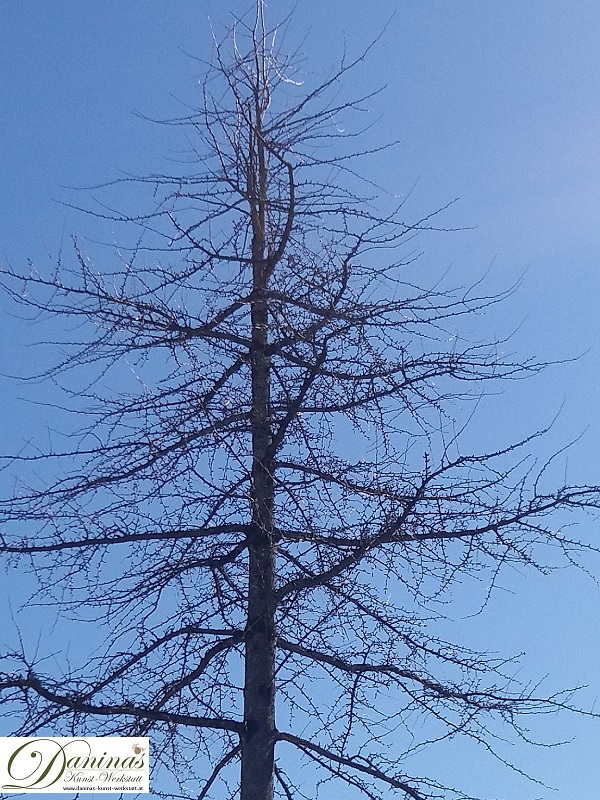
(1, 1), (600, 798)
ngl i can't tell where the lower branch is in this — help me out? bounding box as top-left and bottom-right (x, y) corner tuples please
(198, 744), (241, 800)
(276, 731), (428, 800)
(2, 674), (243, 733)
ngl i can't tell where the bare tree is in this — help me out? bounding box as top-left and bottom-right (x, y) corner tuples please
(0, 5), (598, 800)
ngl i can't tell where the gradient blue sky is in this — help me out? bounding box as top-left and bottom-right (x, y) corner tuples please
(2, 2), (600, 798)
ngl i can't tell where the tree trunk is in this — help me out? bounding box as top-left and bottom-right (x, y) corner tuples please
(241, 519), (276, 800)
(241, 112), (276, 800)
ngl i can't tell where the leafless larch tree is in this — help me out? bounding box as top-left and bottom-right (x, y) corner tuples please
(0, 6), (599, 800)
